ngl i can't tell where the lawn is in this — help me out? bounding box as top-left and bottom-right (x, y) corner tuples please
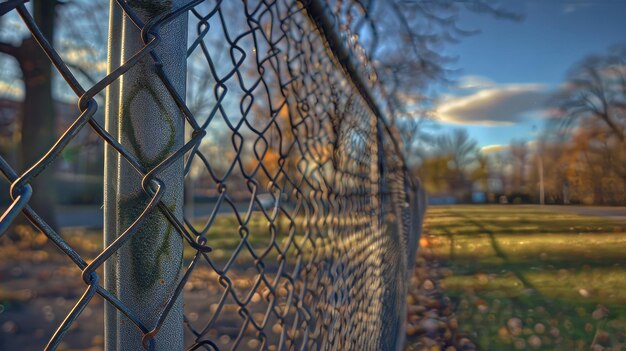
(421, 205), (626, 350)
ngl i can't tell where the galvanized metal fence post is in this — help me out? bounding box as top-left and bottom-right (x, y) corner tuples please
(105, 1), (188, 350)
(104, 1), (122, 349)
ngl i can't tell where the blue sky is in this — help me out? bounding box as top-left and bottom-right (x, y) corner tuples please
(435, 0), (626, 149)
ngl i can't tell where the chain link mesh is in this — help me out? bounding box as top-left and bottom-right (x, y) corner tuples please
(0, 0), (424, 350)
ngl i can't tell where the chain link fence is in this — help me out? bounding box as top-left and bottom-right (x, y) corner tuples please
(0, 0), (425, 350)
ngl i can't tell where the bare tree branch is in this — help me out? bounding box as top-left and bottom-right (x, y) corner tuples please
(0, 40), (21, 59)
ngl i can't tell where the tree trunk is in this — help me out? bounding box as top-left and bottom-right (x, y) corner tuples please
(16, 0), (58, 230)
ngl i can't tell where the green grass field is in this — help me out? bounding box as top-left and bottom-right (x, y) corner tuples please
(422, 205), (626, 350)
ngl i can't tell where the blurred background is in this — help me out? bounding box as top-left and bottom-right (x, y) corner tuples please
(1, 0), (626, 350)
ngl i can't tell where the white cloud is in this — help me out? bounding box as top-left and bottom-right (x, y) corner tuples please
(481, 144), (508, 153)
(456, 75), (495, 90)
(436, 83), (550, 126)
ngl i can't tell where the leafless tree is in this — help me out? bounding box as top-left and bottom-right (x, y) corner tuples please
(434, 128), (477, 198)
(436, 128), (477, 169)
(509, 139), (529, 192)
(552, 45), (626, 142)
(331, 0), (521, 161)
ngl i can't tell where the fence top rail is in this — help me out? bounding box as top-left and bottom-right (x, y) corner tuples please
(299, 0), (411, 173)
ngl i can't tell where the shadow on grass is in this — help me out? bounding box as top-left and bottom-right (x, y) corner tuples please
(449, 209), (541, 302)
